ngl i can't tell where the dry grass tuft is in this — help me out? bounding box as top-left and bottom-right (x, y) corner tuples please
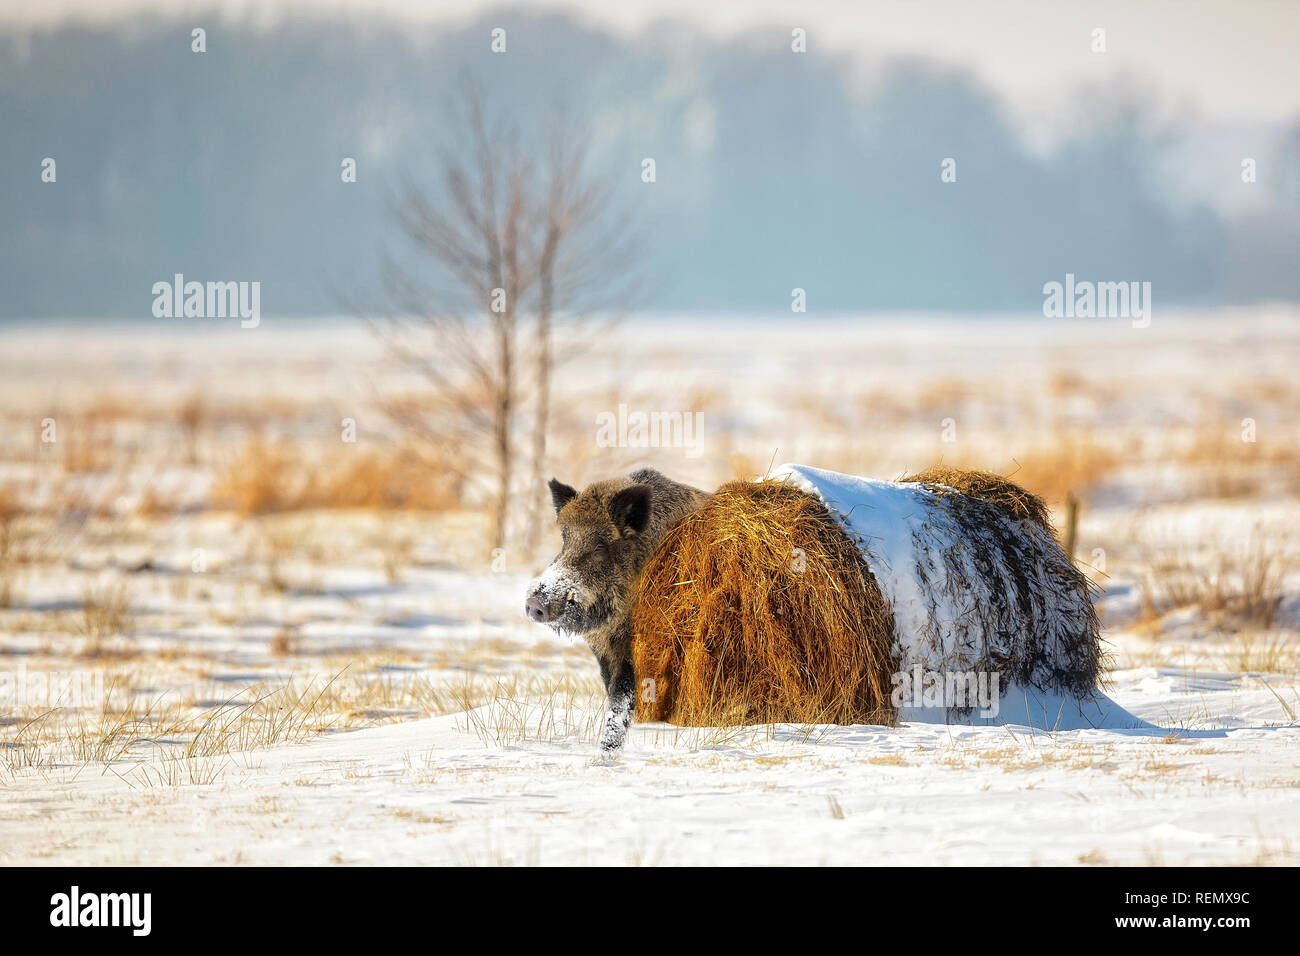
(1232, 635), (1300, 677)
(0, 487), (24, 608)
(988, 439), (1121, 507)
(0, 486), (23, 562)
(212, 438), (302, 515)
(270, 625), (299, 657)
(213, 438), (458, 515)
(61, 416), (116, 473)
(632, 480), (898, 727)
(899, 465), (1053, 529)
(78, 579), (133, 647)
(1139, 532), (1294, 634)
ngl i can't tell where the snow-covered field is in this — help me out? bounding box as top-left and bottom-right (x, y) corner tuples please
(2, 310), (1298, 865)
(6, 671), (1300, 866)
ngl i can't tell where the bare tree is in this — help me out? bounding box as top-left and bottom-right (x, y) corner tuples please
(522, 112), (640, 553)
(373, 85), (536, 556)
(369, 84), (638, 560)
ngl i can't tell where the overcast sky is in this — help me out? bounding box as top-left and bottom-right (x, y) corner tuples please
(4, 0), (1298, 128)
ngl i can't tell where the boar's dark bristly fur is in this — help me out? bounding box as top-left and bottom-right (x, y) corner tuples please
(526, 468), (710, 752)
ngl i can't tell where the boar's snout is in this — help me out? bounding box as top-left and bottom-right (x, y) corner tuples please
(525, 592), (551, 624)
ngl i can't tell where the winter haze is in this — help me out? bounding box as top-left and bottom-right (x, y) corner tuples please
(2, 1), (1299, 317)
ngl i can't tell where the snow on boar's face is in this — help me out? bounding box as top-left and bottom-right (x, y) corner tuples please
(524, 477), (652, 635)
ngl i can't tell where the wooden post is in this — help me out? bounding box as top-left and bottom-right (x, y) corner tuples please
(1063, 492), (1080, 562)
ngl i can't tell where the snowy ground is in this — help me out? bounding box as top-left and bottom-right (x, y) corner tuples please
(5, 663), (1298, 866)
(1, 310), (1298, 865)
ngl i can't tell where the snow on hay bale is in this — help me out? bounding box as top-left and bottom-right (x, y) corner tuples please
(631, 464), (1102, 727)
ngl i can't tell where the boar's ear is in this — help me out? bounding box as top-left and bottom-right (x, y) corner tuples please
(548, 478), (578, 517)
(610, 483), (652, 537)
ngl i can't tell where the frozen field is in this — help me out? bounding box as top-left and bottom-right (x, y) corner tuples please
(5, 645), (1300, 866)
(7, 642), (1300, 868)
(1, 310), (1298, 865)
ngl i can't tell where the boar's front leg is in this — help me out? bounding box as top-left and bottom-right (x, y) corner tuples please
(597, 631), (636, 753)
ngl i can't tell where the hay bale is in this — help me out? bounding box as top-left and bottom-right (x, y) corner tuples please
(898, 466), (1052, 529)
(631, 480), (898, 727)
(634, 464), (1104, 728)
